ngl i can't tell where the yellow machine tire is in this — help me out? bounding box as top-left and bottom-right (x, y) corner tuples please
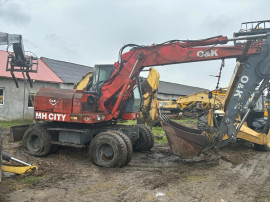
(254, 141), (270, 151)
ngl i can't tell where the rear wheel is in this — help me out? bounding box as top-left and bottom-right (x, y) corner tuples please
(89, 131), (128, 167)
(134, 124), (154, 152)
(22, 124), (52, 157)
(112, 131), (133, 164)
(141, 124), (154, 150)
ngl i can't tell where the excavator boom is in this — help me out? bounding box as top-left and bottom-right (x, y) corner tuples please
(100, 31), (269, 158)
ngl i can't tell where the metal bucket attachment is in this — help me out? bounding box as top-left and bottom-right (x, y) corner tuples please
(160, 114), (208, 159)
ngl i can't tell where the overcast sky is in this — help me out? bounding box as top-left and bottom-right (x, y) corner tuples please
(1, 0), (269, 90)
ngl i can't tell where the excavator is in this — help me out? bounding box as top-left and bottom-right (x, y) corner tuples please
(160, 88), (226, 114)
(0, 32), (38, 181)
(10, 20), (270, 168)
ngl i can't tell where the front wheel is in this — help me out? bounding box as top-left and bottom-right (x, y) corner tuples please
(22, 124), (52, 157)
(89, 131), (128, 167)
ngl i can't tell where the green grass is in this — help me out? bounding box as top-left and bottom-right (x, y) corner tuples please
(0, 120), (33, 129)
(21, 176), (42, 184)
(172, 118), (198, 128)
(120, 120), (137, 125)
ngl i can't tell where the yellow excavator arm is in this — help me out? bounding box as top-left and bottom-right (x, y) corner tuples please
(176, 88), (227, 110)
(138, 67), (160, 125)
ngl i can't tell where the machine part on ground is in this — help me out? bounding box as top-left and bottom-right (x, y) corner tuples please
(1, 165), (38, 175)
(1, 151), (38, 175)
(0, 32), (38, 88)
(10, 20), (270, 167)
(2, 151), (31, 166)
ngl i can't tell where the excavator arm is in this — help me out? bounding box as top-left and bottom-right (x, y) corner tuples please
(137, 67), (160, 126)
(100, 35), (263, 113)
(98, 30), (270, 158)
(218, 36), (270, 145)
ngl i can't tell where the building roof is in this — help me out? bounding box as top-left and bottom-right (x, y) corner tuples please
(158, 80), (208, 96)
(41, 57), (94, 84)
(0, 50), (62, 83)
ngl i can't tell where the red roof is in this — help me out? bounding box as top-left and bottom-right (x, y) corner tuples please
(0, 50), (63, 83)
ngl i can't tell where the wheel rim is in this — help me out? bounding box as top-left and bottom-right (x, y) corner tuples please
(96, 143), (115, 163)
(27, 134), (41, 152)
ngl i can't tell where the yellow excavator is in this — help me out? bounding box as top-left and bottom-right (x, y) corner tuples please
(199, 89), (270, 151)
(160, 88), (226, 114)
(178, 88), (226, 112)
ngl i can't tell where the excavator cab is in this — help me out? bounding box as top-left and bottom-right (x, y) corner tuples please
(93, 64), (114, 88)
(74, 64), (115, 91)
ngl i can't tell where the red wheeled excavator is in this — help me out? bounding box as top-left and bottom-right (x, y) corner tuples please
(13, 20), (270, 168)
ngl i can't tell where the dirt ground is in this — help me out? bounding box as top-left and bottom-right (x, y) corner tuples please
(1, 127), (270, 202)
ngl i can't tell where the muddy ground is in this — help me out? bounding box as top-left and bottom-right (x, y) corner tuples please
(0, 127), (270, 202)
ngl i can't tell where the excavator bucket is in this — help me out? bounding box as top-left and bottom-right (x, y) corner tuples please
(159, 114), (208, 159)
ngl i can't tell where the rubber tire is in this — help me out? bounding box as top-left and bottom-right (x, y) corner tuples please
(22, 123), (52, 157)
(89, 131), (128, 168)
(112, 130), (133, 164)
(134, 124), (154, 152)
(254, 142), (270, 151)
(140, 124), (154, 150)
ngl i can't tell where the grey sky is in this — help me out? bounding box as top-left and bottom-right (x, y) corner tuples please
(1, 0), (269, 89)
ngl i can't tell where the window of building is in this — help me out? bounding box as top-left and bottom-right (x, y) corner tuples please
(0, 88), (4, 105)
(28, 93), (35, 107)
